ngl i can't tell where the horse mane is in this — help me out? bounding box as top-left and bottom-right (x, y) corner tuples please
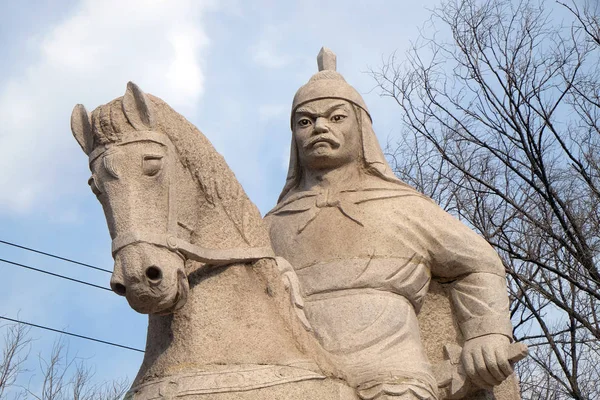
(89, 94), (270, 248)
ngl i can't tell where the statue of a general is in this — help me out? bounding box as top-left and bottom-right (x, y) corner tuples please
(70, 47), (525, 400)
(265, 48), (520, 400)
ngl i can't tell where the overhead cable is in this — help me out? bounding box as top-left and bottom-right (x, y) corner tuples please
(0, 316), (144, 353)
(0, 239), (111, 274)
(0, 258), (111, 292)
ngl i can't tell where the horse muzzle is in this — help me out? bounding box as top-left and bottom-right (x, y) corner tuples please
(110, 242), (189, 315)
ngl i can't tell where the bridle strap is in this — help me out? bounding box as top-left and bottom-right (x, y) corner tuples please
(95, 132), (273, 267)
(88, 132), (169, 165)
(112, 232), (274, 266)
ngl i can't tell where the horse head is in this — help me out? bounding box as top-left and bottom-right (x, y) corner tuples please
(71, 82), (272, 315)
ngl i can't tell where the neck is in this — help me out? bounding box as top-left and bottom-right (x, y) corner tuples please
(133, 261), (315, 386)
(300, 162), (362, 192)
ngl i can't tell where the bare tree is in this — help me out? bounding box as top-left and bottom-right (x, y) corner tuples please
(372, 0), (600, 398)
(0, 323), (128, 400)
(0, 323), (32, 399)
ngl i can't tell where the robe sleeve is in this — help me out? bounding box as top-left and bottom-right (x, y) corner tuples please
(408, 198), (514, 341)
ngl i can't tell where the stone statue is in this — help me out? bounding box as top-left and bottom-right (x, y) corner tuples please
(70, 82), (356, 399)
(69, 49), (526, 400)
(264, 48), (527, 400)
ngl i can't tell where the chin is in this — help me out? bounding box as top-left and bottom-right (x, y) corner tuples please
(308, 158), (352, 171)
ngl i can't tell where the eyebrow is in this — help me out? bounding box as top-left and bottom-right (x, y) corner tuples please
(295, 102), (348, 117)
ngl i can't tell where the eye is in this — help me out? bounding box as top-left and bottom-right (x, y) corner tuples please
(142, 155), (163, 176)
(331, 114), (346, 122)
(298, 118), (312, 127)
(88, 176), (102, 197)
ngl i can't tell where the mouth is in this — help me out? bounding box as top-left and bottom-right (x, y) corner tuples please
(155, 269), (189, 315)
(306, 135), (339, 149)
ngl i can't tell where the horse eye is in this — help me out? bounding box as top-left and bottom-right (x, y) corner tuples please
(142, 156), (163, 176)
(88, 176), (102, 196)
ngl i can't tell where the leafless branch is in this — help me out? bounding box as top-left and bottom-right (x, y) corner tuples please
(372, 0), (600, 397)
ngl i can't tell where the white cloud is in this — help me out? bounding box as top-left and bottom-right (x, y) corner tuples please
(166, 27), (207, 103)
(0, 0), (214, 214)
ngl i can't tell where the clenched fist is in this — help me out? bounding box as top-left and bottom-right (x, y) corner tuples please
(461, 334), (513, 389)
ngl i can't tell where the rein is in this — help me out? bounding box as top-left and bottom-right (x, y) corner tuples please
(111, 232), (274, 266)
(90, 132), (274, 266)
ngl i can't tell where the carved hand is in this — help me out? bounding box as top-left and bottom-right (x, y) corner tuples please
(461, 334), (513, 390)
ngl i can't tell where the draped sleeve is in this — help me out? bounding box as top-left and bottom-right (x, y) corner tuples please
(404, 198), (514, 341)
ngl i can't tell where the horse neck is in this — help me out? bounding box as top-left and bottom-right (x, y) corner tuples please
(172, 156), (270, 251)
(131, 147), (318, 384)
(133, 259), (314, 385)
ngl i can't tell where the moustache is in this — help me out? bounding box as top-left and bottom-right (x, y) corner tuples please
(305, 135), (340, 148)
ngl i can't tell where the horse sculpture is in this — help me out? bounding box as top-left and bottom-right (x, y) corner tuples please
(70, 82), (355, 399)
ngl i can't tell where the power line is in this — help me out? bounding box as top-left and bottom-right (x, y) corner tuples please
(0, 316), (144, 353)
(0, 239), (111, 274)
(0, 258), (111, 292)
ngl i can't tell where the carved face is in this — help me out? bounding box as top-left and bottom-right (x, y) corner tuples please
(89, 139), (188, 314)
(293, 99), (361, 170)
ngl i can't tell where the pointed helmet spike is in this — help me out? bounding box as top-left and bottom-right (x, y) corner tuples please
(291, 47), (371, 127)
(317, 47), (337, 71)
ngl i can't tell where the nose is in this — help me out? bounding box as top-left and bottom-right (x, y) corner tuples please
(110, 267), (127, 296)
(144, 265), (163, 284)
(110, 264), (164, 296)
(108, 243), (189, 314)
(314, 117), (329, 133)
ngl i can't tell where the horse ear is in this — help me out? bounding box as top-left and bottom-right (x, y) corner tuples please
(122, 81), (156, 130)
(71, 104), (93, 155)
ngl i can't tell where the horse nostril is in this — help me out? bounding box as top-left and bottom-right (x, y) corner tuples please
(112, 283), (127, 296)
(145, 266), (162, 283)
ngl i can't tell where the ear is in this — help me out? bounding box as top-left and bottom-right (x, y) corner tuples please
(122, 81), (156, 130)
(71, 104), (93, 155)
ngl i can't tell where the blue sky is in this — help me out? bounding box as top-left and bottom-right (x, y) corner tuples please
(0, 0), (438, 391)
